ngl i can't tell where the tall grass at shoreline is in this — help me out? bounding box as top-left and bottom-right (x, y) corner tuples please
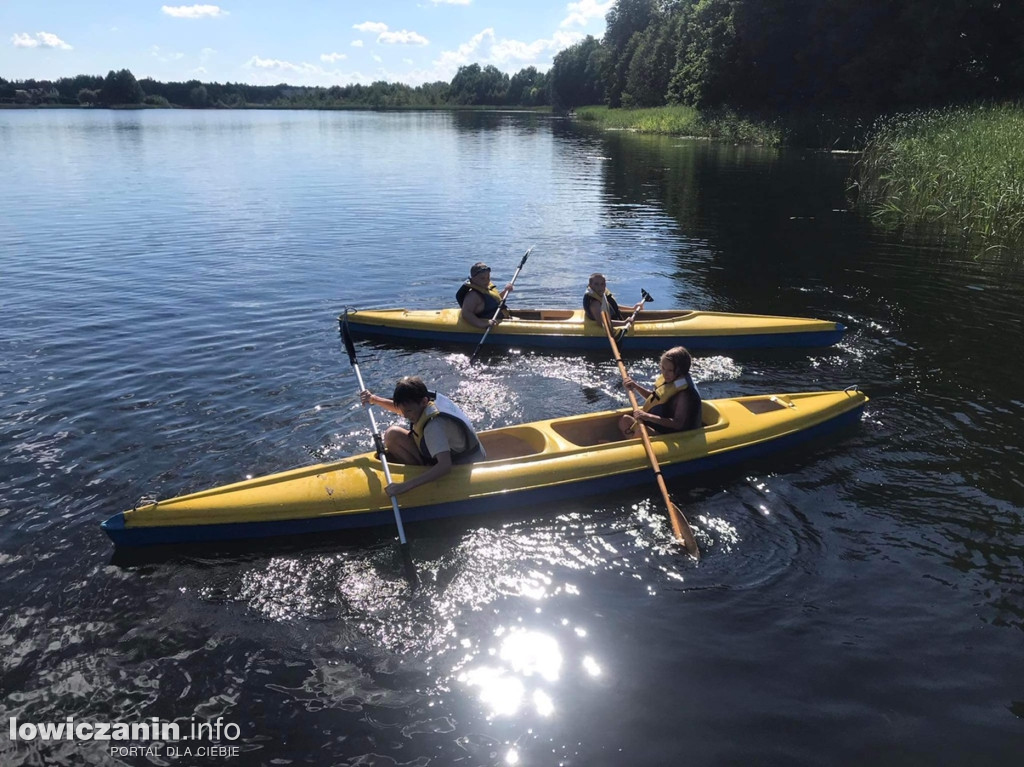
(576, 105), (784, 146)
(855, 104), (1024, 244)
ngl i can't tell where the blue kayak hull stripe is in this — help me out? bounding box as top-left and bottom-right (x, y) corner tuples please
(344, 322), (845, 350)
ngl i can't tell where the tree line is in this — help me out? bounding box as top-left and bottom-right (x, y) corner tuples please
(550, 0), (1024, 111)
(0, 64), (551, 109)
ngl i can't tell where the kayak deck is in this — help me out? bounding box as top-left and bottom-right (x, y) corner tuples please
(102, 390), (867, 546)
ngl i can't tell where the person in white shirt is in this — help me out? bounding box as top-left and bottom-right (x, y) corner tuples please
(360, 376), (485, 496)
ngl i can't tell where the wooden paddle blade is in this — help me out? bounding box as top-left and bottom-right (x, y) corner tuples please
(667, 501), (700, 560)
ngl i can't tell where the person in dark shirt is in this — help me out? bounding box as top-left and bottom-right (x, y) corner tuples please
(457, 262), (513, 329)
(584, 273), (640, 328)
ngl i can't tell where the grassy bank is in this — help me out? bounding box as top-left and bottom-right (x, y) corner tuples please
(575, 105), (784, 146)
(855, 104), (1024, 243)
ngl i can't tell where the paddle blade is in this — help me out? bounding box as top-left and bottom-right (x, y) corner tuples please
(400, 542), (419, 589)
(667, 501), (700, 560)
(641, 288), (654, 303)
(340, 311), (358, 365)
(519, 246), (533, 268)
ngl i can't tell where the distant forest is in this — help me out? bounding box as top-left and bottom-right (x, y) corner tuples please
(0, 63), (548, 110)
(4, 0), (1023, 113)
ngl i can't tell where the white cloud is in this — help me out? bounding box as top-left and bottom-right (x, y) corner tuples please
(402, 27), (584, 84)
(353, 21), (428, 46)
(379, 29), (429, 45)
(351, 40), (364, 48)
(353, 21), (388, 34)
(561, 0), (614, 28)
(373, 54), (382, 63)
(432, 0), (472, 4)
(151, 45), (185, 62)
(246, 55), (312, 74)
(242, 55), (378, 87)
(321, 52), (347, 63)
(161, 5), (228, 19)
(200, 47), (216, 61)
(435, 27), (494, 70)
(11, 31), (72, 49)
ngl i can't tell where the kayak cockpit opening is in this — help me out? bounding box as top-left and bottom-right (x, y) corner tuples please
(550, 403), (724, 447)
(550, 413), (625, 446)
(478, 426), (548, 460)
(631, 310), (696, 323)
(508, 310), (576, 322)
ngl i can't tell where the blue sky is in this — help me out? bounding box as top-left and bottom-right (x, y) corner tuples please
(1, 1), (611, 86)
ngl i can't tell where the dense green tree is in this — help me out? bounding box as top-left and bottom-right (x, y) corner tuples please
(100, 69), (144, 105)
(603, 0), (658, 107)
(190, 85), (208, 107)
(549, 36), (607, 110)
(508, 66), (549, 106)
(56, 74), (104, 102)
(449, 64), (510, 105)
(666, 0), (739, 107)
(622, 12), (678, 107)
(78, 88), (99, 105)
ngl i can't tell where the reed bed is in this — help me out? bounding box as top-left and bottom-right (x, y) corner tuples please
(855, 104), (1024, 243)
(576, 105), (783, 146)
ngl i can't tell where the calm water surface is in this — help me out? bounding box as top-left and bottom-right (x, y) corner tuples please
(1, 109), (1022, 766)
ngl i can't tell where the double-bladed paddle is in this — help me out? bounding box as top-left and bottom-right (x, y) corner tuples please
(601, 311), (700, 559)
(340, 310), (418, 586)
(614, 288), (654, 344)
(468, 246), (533, 362)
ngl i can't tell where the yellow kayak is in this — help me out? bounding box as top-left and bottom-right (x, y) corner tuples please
(102, 389), (867, 546)
(343, 308), (845, 351)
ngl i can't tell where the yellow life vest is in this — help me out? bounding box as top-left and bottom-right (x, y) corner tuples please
(457, 281), (508, 318)
(584, 288), (622, 322)
(641, 374), (689, 413)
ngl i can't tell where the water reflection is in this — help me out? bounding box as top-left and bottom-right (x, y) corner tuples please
(458, 629), (564, 719)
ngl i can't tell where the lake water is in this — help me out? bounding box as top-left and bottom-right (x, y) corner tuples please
(1, 109), (1022, 766)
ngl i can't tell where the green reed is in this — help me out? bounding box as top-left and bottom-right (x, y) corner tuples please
(855, 104), (1024, 243)
(575, 105), (783, 146)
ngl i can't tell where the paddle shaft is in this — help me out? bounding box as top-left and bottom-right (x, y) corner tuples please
(469, 246), (533, 361)
(602, 313), (700, 558)
(615, 288), (654, 342)
(348, 362), (408, 545)
(340, 313), (409, 546)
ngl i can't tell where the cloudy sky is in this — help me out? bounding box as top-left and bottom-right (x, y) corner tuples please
(2, 1), (612, 85)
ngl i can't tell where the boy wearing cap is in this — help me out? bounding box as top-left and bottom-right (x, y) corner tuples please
(456, 262), (514, 329)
